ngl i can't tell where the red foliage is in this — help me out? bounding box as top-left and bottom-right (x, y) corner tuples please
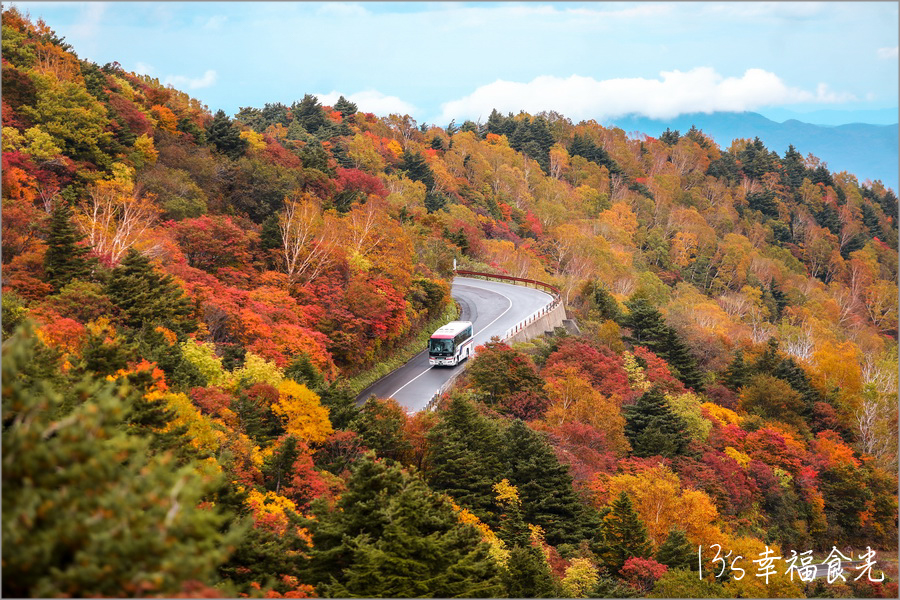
(189, 386), (232, 418)
(107, 92), (152, 136)
(244, 382), (279, 408)
(261, 136), (302, 169)
(543, 338), (631, 401)
(523, 211), (543, 237)
(169, 215), (258, 274)
(621, 557), (667, 593)
(744, 427), (808, 474)
(315, 430), (366, 476)
(632, 346), (686, 394)
(811, 401), (843, 432)
(707, 423), (747, 451)
(543, 420), (617, 486)
(335, 167), (387, 199)
(281, 441), (330, 511)
(695, 451), (758, 514)
(704, 383), (739, 410)
(501, 390), (550, 421)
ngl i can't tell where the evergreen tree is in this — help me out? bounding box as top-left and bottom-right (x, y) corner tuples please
(262, 435), (301, 494)
(723, 349), (750, 391)
(594, 491), (652, 575)
(655, 528), (695, 571)
(292, 94), (327, 134)
(659, 128), (680, 145)
(285, 353), (325, 390)
(502, 545), (560, 598)
(106, 248), (198, 338)
(43, 200), (94, 291)
(816, 202), (842, 235)
(582, 280), (622, 322)
(260, 102), (290, 128)
(308, 453), (503, 598)
(2, 329), (239, 598)
(623, 388), (691, 458)
(425, 395), (506, 525)
(333, 95), (357, 118)
(622, 298), (669, 350)
(351, 398), (412, 463)
(860, 202), (884, 237)
(425, 190), (448, 213)
(206, 109), (248, 159)
(781, 144), (806, 189)
(623, 298), (704, 391)
(315, 380), (360, 431)
(502, 420), (594, 546)
(399, 149), (435, 190)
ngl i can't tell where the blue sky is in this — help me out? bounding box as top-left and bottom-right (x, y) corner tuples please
(9, 2), (899, 126)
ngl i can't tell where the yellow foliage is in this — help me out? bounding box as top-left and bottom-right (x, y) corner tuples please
(240, 129), (267, 151)
(607, 464), (723, 548)
(162, 392), (223, 455)
(720, 536), (805, 598)
(702, 402), (742, 427)
(493, 478), (520, 506)
(273, 379), (333, 444)
(724, 446), (751, 468)
(246, 489), (301, 536)
(450, 500), (509, 566)
(562, 557), (600, 598)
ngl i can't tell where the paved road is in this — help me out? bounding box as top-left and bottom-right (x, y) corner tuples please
(356, 277), (554, 412)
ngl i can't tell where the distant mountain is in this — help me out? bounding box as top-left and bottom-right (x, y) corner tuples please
(609, 111), (899, 193)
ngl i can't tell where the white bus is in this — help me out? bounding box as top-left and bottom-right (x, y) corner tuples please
(428, 320), (474, 366)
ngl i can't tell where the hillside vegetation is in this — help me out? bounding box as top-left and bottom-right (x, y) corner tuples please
(2, 9), (897, 598)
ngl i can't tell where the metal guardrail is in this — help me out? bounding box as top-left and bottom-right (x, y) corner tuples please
(424, 270), (562, 411)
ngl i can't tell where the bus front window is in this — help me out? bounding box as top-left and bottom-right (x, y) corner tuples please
(429, 339), (453, 355)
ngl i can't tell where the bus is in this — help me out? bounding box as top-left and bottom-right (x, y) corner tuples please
(428, 321), (474, 366)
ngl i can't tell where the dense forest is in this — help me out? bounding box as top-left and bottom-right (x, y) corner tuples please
(2, 9), (897, 598)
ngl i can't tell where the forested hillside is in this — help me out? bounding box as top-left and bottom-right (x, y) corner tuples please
(2, 9), (897, 598)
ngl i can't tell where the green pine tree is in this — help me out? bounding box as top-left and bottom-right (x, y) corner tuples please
(2, 329), (241, 598)
(43, 200), (95, 291)
(333, 95), (357, 118)
(623, 298), (704, 391)
(623, 388), (691, 458)
(503, 420), (595, 546)
(206, 109), (248, 159)
(399, 148), (436, 190)
(655, 528), (695, 571)
(308, 453), (503, 598)
(502, 545), (560, 598)
(723, 349), (750, 391)
(315, 380), (360, 431)
(425, 395), (506, 526)
(594, 491), (652, 575)
(106, 248), (198, 338)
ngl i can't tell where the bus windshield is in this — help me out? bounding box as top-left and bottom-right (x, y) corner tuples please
(429, 339), (454, 355)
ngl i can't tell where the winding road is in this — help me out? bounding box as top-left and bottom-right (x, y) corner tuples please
(356, 276), (554, 412)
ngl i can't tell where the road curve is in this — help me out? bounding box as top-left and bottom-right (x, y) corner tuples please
(356, 276), (554, 412)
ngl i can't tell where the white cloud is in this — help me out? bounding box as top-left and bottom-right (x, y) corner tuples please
(133, 62), (155, 76)
(164, 70), (217, 90)
(437, 68), (857, 123)
(877, 46), (899, 59)
(316, 90), (417, 117)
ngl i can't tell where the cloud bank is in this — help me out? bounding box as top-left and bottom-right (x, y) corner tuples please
(437, 68), (856, 123)
(315, 90), (417, 116)
(877, 46), (898, 59)
(164, 70), (217, 90)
